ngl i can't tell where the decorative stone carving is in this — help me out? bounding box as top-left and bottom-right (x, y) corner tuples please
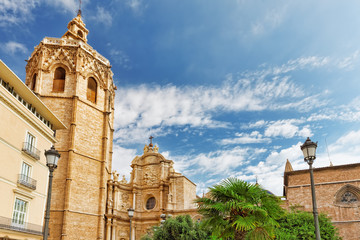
(42, 47), (76, 71)
(143, 167), (158, 185)
(107, 185), (113, 213)
(116, 192), (130, 211)
(120, 175), (127, 184)
(144, 144), (149, 153)
(143, 143), (159, 153)
(154, 145), (159, 153)
(112, 170), (119, 181)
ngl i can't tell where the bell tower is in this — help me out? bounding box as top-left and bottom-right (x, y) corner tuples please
(25, 11), (116, 240)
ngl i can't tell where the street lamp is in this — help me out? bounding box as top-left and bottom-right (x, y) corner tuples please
(160, 213), (166, 225)
(43, 146), (61, 240)
(300, 137), (321, 240)
(128, 208), (134, 240)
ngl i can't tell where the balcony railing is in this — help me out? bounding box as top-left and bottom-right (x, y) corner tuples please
(17, 174), (37, 190)
(22, 142), (40, 160)
(0, 216), (42, 235)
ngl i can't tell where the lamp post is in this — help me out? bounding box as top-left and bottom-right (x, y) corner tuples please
(301, 137), (321, 240)
(160, 213), (166, 225)
(43, 146), (61, 240)
(128, 208), (134, 240)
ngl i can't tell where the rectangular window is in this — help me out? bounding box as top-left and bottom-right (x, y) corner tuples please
(19, 162), (36, 189)
(25, 132), (36, 150)
(12, 198), (28, 226)
(21, 162), (31, 178)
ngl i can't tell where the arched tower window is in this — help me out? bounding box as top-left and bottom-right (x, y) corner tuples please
(31, 74), (37, 91)
(87, 77), (97, 103)
(53, 67), (66, 92)
(77, 30), (83, 38)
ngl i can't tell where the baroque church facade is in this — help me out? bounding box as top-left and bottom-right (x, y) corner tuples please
(106, 141), (199, 239)
(24, 12), (198, 240)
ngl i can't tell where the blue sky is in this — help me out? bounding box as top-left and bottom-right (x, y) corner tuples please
(2, 0), (360, 195)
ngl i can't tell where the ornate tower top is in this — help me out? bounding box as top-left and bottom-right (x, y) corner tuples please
(62, 9), (89, 43)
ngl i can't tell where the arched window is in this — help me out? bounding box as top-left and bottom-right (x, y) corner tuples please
(31, 74), (37, 91)
(53, 67), (65, 92)
(335, 184), (360, 206)
(77, 30), (83, 38)
(87, 77), (97, 103)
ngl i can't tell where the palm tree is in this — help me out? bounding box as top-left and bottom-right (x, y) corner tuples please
(196, 178), (284, 240)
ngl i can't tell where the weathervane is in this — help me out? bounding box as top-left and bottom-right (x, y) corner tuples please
(77, 0), (82, 16)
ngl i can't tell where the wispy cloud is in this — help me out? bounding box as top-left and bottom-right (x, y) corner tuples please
(109, 49), (131, 69)
(47, 0), (78, 13)
(264, 119), (312, 139)
(90, 6), (112, 25)
(1, 41), (27, 55)
(172, 147), (267, 178)
(336, 50), (360, 70)
(0, 0), (39, 26)
(220, 131), (271, 145)
(250, 4), (288, 36)
(113, 56), (331, 144)
(307, 96), (360, 122)
(125, 0), (147, 15)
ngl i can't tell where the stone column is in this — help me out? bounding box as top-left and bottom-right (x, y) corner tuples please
(111, 219), (116, 240)
(106, 218), (112, 240)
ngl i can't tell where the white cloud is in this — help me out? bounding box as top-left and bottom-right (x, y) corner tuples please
(241, 142), (304, 196)
(46, 0), (78, 13)
(220, 131), (271, 145)
(125, 0), (147, 15)
(109, 49), (131, 69)
(0, 0), (39, 26)
(264, 119), (312, 139)
(171, 147), (266, 178)
(245, 120), (268, 129)
(1, 41), (27, 55)
(337, 50), (360, 70)
(307, 97), (360, 123)
(114, 125), (170, 145)
(92, 6), (112, 25)
(113, 69), (323, 144)
(251, 5), (287, 35)
(112, 144), (137, 179)
(324, 129), (360, 166)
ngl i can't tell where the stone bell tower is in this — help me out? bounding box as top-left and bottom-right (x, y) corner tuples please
(25, 11), (116, 240)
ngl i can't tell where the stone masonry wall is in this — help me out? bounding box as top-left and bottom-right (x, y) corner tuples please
(285, 164), (360, 240)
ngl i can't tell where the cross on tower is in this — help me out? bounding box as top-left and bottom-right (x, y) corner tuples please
(149, 136), (154, 147)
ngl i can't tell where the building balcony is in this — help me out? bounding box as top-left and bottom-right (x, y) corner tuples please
(17, 174), (37, 190)
(0, 216), (42, 235)
(22, 142), (40, 160)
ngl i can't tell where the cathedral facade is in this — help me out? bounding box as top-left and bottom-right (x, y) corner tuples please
(105, 142), (199, 240)
(25, 12), (116, 240)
